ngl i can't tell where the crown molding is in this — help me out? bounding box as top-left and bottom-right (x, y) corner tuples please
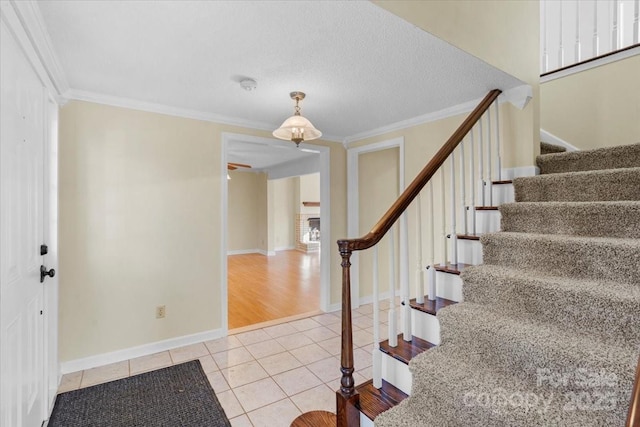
(342, 84), (532, 147)
(10, 0), (69, 101)
(65, 89), (344, 143)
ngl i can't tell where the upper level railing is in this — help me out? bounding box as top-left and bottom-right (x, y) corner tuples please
(334, 89), (501, 427)
(541, 0), (639, 74)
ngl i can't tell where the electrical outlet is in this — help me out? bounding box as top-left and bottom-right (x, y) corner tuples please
(156, 305), (166, 319)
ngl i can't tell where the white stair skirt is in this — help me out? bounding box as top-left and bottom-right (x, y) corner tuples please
(492, 183), (515, 205)
(457, 239), (483, 265)
(381, 351), (413, 395)
(435, 271), (464, 302)
(411, 310), (441, 345)
(475, 209), (501, 234)
(360, 412), (376, 426)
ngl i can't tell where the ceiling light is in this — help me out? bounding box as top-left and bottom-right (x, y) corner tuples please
(273, 91), (322, 147)
(240, 78), (257, 91)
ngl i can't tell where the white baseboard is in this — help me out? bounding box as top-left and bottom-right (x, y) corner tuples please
(275, 245), (296, 252)
(358, 290), (393, 306)
(227, 248), (259, 255)
(60, 328), (225, 374)
(540, 129), (579, 152)
(258, 249), (276, 256)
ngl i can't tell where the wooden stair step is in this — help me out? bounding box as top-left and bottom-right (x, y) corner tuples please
(433, 262), (471, 275)
(379, 333), (436, 365)
(409, 296), (457, 315)
(492, 179), (513, 185)
(457, 233), (481, 241)
(475, 206), (499, 210)
(356, 379), (408, 421)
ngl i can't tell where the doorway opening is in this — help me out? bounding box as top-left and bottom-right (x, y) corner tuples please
(220, 134), (330, 332)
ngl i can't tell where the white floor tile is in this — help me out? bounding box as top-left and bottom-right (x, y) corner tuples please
(247, 398), (301, 427)
(234, 377), (287, 413)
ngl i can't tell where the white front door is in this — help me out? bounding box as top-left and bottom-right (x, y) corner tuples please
(1, 19), (47, 427)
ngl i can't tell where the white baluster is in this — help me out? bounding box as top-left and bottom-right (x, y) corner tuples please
(388, 227), (398, 347)
(594, 0), (600, 57)
(495, 100), (502, 182)
(634, 0), (639, 44)
(449, 154), (458, 266)
(372, 245), (382, 389)
(486, 108), (493, 207)
(427, 181), (436, 301)
(559, 1), (565, 67)
(575, 0), (581, 62)
(470, 127), (476, 235)
(478, 118), (485, 207)
(440, 168), (447, 266)
(612, 0), (619, 50)
(459, 140), (467, 235)
(400, 212), (411, 341)
(415, 193), (424, 305)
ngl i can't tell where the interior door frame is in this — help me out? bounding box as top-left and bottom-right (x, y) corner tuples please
(220, 133), (331, 333)
(346, 137), (405, 308)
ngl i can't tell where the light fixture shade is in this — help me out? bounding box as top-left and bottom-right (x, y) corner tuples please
(273, 115), (322, 143)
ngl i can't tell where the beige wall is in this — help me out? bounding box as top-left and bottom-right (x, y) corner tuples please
(541, 55), (640, 150)
(59, 100), (347, 362)
(358, 148), (399, 297)
(271, 177), (296, 250)
(375, 0), (540, 166)
(227, 171), (264, 251)
(59, 101), (222, 361)
(299, 173), (320, 215)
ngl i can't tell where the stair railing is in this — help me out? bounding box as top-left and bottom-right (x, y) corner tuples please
(335, 89), (501, 427)
(628, 356), (640, 426)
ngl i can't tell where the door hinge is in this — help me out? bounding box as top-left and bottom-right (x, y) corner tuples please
(40, 310), (43, 315)
(40, 244), (48, 256)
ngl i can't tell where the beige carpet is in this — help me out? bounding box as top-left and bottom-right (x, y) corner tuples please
(375, 142), (640, 426)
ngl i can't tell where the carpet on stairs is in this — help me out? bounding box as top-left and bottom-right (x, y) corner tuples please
(375, 142), (640, 427)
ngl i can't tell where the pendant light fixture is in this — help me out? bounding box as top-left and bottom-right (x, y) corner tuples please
(273, 91), (322, 147)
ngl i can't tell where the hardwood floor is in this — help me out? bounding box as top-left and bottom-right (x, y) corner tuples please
(227, 250), (321, 329)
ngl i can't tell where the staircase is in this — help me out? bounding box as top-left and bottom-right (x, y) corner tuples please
(374, 142), (640, 426)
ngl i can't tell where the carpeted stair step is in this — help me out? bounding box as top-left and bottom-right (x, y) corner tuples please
(437, 304), (637, 402)
(540, 141), (567, 155)
(376, 344), (631, 427)
(500, 201), (640, 238)
(537, 142), (640, 174)
(461, 265), (640, 345)
(514, 167), (640, 202)
(481, 232), (640, 285)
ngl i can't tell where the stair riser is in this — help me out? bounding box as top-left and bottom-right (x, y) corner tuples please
(514, 168), (640, 202)
(462, 271), (640, 345)
(457, 239), (483, 265)
(475, 210), (501, 233)
(482, 234), (640, 285)
(435, 271), (463, 302)
(492, 183), (515, 205)
(410, 310), (440, 345)
(501, 202), (640, 238)
(381, 351), (412, 395)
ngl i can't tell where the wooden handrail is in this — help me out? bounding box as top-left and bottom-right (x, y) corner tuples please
(337, 89), (501, 254)
(628, 356), (640, 426)
(335, 89), (501, 427)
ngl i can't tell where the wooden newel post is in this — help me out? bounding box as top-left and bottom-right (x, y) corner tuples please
(336, 241), (360, 427)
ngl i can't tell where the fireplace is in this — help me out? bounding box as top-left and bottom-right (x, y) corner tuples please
(296, 214), (320, 252)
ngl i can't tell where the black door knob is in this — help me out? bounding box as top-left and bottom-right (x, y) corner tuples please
(40, 265), (55, 283)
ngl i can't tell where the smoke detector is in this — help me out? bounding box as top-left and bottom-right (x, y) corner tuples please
(240, 78), (257, 91)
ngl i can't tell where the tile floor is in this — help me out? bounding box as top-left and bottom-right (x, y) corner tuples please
(57, 302), (395, 427)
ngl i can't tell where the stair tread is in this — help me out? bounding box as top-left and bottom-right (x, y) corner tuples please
(457, 233), (481, 240)
(433, 262), (471, 275)
(409, 296), (457, 315)
(475, 206), (499, 210)
(492, 179), (513, 184)
(356, 379), (408, 421)
(379, 333), (436, 365)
